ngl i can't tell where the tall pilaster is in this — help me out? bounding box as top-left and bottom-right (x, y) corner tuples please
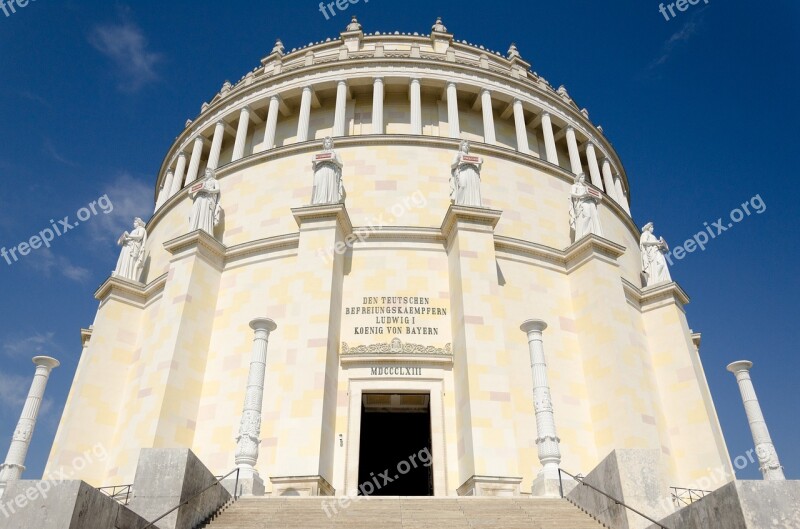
(565, 126), (583, 175)
(169, 152), (187, 197)
(443, 205), (521, 496)
(372, 77), (384, 134)
(727, 361), (785, 480)
(297, 86), (313, 142)
(481, 89), (496, 145)
(410, 78), (422, 135)
(207, 120), (226, 170)
(264, 95), (281, 149)
(232, 106), (252, 161)
(520, 320), (562, 497)
(233, 318), (277, 495)
(540, 112), (558, 165)
(446, 82), (460, 138)
(0, 356), (60, 497)
(333, 81), (348, 137)
(585, 142), (603, 190)
(513, 99), (529, 153)
(186, 135), (207, 185)
(601, 158), (618, 201)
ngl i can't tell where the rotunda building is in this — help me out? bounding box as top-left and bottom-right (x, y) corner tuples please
(44, 18), (731, 498)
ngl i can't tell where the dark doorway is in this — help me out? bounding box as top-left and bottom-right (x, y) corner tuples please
(357, 393), (433, 496)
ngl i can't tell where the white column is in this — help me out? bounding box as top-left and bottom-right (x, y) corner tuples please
(410, 78), (422, 135)
(585, 141), (603, 190)
(372, 77), (384, 134)
(0, 356), (60, 497)
(207, 120), (226, 170)
(540, 112), (558, 165)
(155, 171), (174, 211)
(614, 175), (631, 215)
(169, 152), (187, 196)
(333, 81), (348, 137)
(565, 126), (583, 175)
(446, 82), (460, 138)
(185, 136), (206, 185)
(727, 361), (785, 481)
(601, 158), (618, 201)
(263, 95), (280, 149)
(520, 320), (562, 496)
(297, 86), (313, 142)
(513, 99), (529, 153)
(235, 318), (278, 480)
(232, 106), (251, 161)
(481, 89), (496, 145)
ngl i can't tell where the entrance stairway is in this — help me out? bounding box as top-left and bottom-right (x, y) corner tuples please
(199, 497), (606, 529)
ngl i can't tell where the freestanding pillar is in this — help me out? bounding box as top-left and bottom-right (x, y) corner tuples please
(0, 356), (60, 498)
(520, 320), (562, 497)
(726, 361), (785, 480)
(232, 318), (277, 496)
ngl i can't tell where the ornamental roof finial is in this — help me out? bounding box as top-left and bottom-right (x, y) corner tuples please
(346, 16), (362, 32)
(507, 43), (520, 60)
(271, 38), (285, 56)
(432, 17), (447, 33)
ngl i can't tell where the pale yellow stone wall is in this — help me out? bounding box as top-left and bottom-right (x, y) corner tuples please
(47, 131), (729, 494)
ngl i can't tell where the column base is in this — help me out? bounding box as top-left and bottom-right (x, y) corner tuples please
(270, 475), (335, 497)
(457, 475), (522, 497)
(531, 471), (576, 498)
(222, 474), (265, 497)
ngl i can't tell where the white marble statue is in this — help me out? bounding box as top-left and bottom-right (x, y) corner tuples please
(450, 140), (483, 207)
(113, 218), (147, 282)
(311, 137), (344, 205)
(569, 173), (603, 240)
(640, 222), (672, 286)
(189, 168), (222, 235)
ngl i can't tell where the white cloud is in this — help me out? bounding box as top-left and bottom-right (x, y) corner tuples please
(89, 172), (153, 246)
(42, 137), (78, 167)
(2, 332), (57, 359)
(650, 13), (705, 69)
(26, 248), (92, 284)
(89, 18), (162, 92)
(0, 372), (29, 415)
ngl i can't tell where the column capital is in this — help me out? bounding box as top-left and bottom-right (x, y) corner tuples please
(540, 110), (551, 118)
(481, 88), (492, 96)
(336, 79), (348, 86)
(727, 360), (753, 374)
(177, 151), (187, 160)
(373, 76), (384, 83)
(250, 318), (277, 334)
(446, 81), (457, 89)
(520, 319), (547, 335)
(32, 356), (60, 370)
(410, 77), (421, 85)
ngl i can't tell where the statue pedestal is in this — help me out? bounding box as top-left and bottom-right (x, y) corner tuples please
(222, 474), (265, 498)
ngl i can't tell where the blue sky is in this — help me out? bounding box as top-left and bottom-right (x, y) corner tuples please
(0, 0), (798, 485)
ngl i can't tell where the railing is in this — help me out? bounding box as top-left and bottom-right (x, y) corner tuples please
(140, 467), (240, 529)
(670, 486), (711, 508)
(558, 468), (670, 529)
(97, 484), (133, 505)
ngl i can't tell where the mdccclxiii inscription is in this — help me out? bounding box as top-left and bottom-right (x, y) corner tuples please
(370, 366), (423, 376)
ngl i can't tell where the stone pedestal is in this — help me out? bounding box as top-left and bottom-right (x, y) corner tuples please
(269, 475), (334, 497)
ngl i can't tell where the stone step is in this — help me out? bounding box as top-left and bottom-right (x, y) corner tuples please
(199, 497), (606, 529)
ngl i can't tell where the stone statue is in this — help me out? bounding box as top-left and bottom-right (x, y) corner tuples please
(189, 168), (222, 236)
(346, 16), (362, 32)
(569, 173), (603, 240)
(450, 140), (483, 207)
(311, 137), (344, 205)
(113, 217), (147, 282)
(432, 17), (447, 33)
(640, 222), (672, 286)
